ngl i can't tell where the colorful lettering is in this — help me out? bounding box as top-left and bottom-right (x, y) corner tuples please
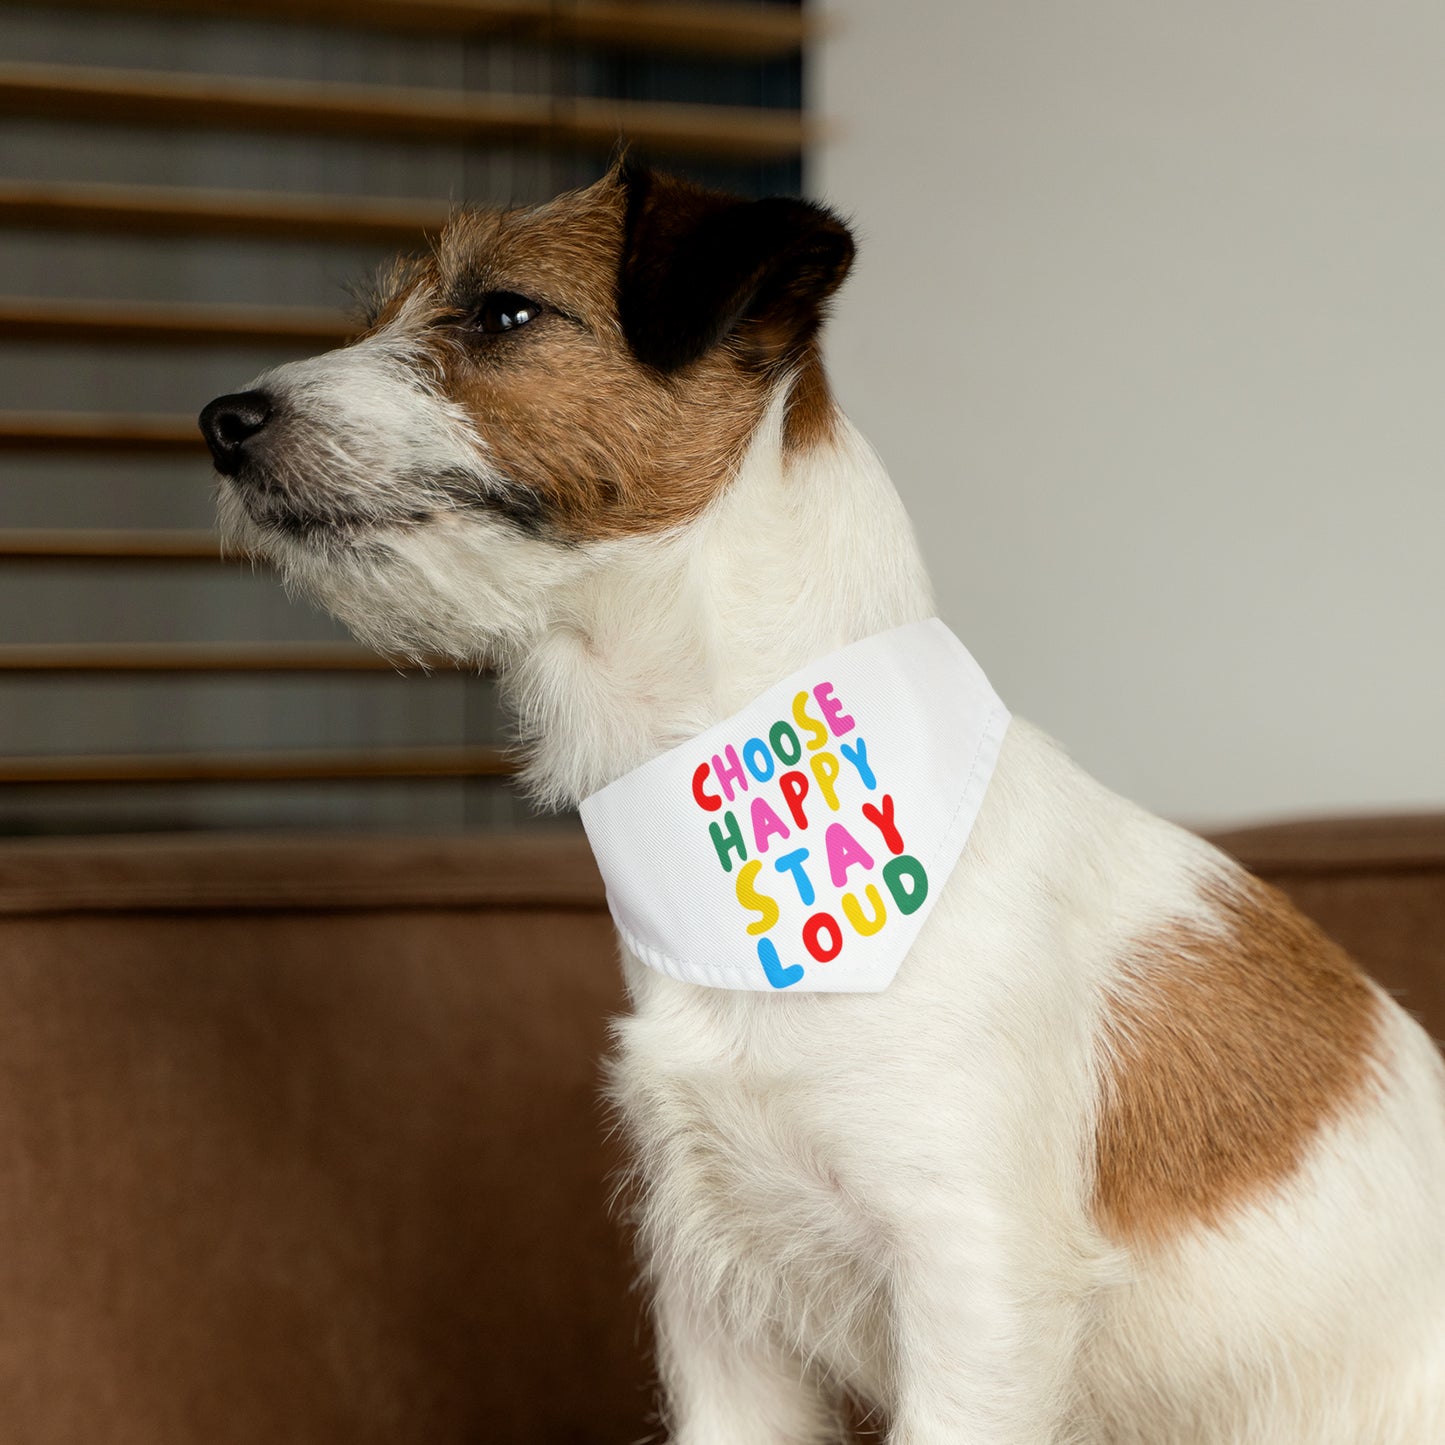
(750, 797), (791, 854)
(803, 912), (844, 962)
(861, 793), (904, 854)
(792, 690), (829, 752)
(842, 883), (887, 937)
(741, 736), (775, 783)
(825, 822), (875, 888)
(688, 677), (935, 987)
(810, 751), (841, 811)
(712, 744), (748, 803)
(812, 681), (856, 738)
(769, 719), (802, 766)
(882, 854), (928, 914)
(773, 847), (816, 906)
(691, 761), (722, 812)
(709, 811), (748, 873)
(757, 936), (804, 989)
(839, 737), (876, 790)
(778, 769), (810, 830)
(734, 860), (779, 936)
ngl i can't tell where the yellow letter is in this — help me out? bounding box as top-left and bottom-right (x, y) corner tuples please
(735, 860), (780, 936)
(792, 690), (829, 751)
(810, 750), (841, 811)
(842, 883), (887, 937)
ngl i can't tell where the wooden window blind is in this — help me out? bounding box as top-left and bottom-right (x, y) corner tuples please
(0, 0), (809, 834)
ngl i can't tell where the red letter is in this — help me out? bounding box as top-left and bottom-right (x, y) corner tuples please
(778, 770), (810, 831)
(803, 912), (843, 962)
(692, 761), (722, 812)
(861, 794), (904, 855)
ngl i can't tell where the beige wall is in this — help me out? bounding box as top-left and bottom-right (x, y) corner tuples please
(814, 1), (1445, 826)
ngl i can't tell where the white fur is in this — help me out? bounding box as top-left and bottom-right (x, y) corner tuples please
(219, 346), (1445, 1444)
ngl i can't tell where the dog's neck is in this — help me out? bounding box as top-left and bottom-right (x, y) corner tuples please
(503, 391), (936, 809)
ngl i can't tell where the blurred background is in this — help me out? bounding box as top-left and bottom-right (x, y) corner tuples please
(2, 0), (1442, 838)
(819, 1), (1445, 827)
(0, 0), (802, 836)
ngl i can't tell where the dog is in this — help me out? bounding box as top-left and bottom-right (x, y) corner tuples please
(200, 161), (1445, 1444)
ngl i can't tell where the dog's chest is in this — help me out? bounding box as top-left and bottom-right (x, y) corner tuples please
(613, 992), (891, 1387)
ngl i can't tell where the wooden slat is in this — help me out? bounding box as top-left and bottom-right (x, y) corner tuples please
(0, 62), (811, 162)
(0, 745), (512, 783)
(0, 412), (202, 452)
(0, 642), (424, 672)
(0, 296), (353, 348)
(0, 0), (810, 58)
(0, 832), (606, 916)
(543, 0), (810, 57)
(0, 529), (227, 561)
(0, 179), (449, 245)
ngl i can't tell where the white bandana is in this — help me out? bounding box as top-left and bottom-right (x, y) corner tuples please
(579, 619), (1010, 993)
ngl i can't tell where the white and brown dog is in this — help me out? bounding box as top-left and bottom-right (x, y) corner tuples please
(200, 163), (1445, 1444)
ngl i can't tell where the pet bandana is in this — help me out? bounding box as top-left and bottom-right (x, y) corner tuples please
(579, 619), (1010, 993)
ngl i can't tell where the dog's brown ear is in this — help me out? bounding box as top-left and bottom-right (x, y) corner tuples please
(617, 162), (855, 374)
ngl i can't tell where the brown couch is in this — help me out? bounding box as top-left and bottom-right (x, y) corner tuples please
(0, 818), (1441, 1443)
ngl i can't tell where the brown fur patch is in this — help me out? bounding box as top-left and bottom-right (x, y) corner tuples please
(782, 343), (840, 455)
(365, 178), (769, 541)
(1093, 872), (1382, 1247)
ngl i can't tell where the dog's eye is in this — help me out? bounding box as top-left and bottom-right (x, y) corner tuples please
(472, 291), (543, 334)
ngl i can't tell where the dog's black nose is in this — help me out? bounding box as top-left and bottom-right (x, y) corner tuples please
(199, 390), (272, 475)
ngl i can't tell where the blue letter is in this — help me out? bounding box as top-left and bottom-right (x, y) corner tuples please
(839, 736), (876, 791)
(773, 847), (815, 905)
(756, 936), (804, 989)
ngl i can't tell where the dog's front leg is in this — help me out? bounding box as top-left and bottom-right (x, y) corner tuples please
(883, 1217), (1092, 1445)
(653, 1275), (843, 1445)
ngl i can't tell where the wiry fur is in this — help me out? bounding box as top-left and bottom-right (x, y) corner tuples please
(205, 168), (1445, 1444)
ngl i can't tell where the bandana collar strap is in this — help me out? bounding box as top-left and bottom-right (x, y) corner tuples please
(579, 618), (1010, 993)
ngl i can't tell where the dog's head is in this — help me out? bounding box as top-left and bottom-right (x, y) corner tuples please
(200, 163), (854, 662)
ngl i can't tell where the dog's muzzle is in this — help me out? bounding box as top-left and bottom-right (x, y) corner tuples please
(199, 390), (273, 476)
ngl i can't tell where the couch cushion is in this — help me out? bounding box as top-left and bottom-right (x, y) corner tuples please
(0, 830), (648, 1445)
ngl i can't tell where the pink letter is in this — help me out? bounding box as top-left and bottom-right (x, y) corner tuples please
(711, 744), (748, 803)
(750, 797), (791, 855)
(824, 823), (875, 888)
(812, 682), (856, 738)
